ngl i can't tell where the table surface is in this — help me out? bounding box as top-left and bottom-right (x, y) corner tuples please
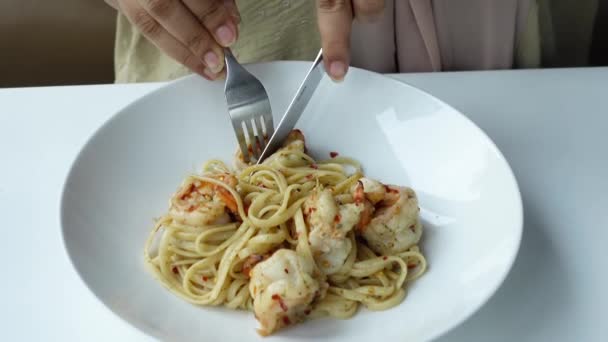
(1, 67), (607, 341)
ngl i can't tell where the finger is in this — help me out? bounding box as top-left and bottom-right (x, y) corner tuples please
(119, 0), (217, 80)
(137, 0), (224, 73)
(352, 0), (384, 22)
(105, 0), (119, 10)
(223, 0), (241, 25)
(316, 0), (353, 81)
(183, 0), (239, 47)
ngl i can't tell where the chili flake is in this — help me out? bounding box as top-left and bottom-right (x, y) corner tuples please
(272, 294), (289, 312)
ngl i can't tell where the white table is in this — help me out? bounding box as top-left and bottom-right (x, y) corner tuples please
(1, 68), (606, 341)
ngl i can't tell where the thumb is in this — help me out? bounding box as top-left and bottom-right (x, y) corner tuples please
(316, 0), (353, 81)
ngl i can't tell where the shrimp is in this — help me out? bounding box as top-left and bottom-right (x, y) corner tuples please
(249, 249), (320, 336)
(233, 129), (307, 169)
(353, 181), (374, 230)
(304, 188), (362, 275)
(282, 129), (306, 151)
(357, 177), (386, 204)
(355, 178), (422, 255)
(262, 129), (308, 167)
(168, 174), (238, 226)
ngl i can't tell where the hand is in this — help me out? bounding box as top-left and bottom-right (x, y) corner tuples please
(105, 0), (241, 80)
(316, 0), (385, 81)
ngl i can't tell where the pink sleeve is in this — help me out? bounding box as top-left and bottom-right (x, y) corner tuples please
(350, 0), (532, 73)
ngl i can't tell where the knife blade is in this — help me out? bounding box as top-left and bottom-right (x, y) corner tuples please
(257, 49), (324, 163)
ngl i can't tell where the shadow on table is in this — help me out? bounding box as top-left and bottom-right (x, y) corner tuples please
(436, 196), (573, 341)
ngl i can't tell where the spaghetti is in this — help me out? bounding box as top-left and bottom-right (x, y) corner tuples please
(144, 130), (426, 336)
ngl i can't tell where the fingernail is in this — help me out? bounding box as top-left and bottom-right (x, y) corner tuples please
(204, 51), (220, 70)
(329, 61), (347, 81)
(216, 24), (235, 46)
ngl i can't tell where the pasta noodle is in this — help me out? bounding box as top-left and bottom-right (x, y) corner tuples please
(144, 131), (426, 335)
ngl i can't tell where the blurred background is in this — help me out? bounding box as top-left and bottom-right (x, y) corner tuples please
(1, 0), (606, 88)
(1, 0), (115, 87)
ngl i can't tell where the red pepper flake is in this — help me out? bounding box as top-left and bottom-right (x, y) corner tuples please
(384, 186), (399, 194)
(407, 263), (417, 269)
(382, 256), (388, 260)
(172, 266), (178, 274)
(284, 268), (289, 274)
(310, 164), (318, 169)
(282, 316), (291, 325)
(334, 214), (341, 223)
(304, 309), (311, 315)
(330, 151), (339, 158)
(272, 294), (288, 312)
(306, 174), (314, 180)
(180, 184), (195, 200)
(202, 276), (208, 281)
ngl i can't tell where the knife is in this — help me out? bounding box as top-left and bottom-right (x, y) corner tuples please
(257, 49), (324, 163)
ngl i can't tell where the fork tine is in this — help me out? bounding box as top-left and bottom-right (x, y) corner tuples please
(232, 120), (250, 163)
(243, 119), (258, 160)
(252, 116), (266, 158)
(262, 112), (274, 143)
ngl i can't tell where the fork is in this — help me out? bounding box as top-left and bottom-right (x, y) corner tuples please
(223, 48), (274, 163)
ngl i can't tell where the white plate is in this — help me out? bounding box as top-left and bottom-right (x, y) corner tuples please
(61, 62), (522, 342)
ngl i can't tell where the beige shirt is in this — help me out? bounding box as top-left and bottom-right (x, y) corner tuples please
(114, 0), (597, 82)
(115, 0), (320, 82)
